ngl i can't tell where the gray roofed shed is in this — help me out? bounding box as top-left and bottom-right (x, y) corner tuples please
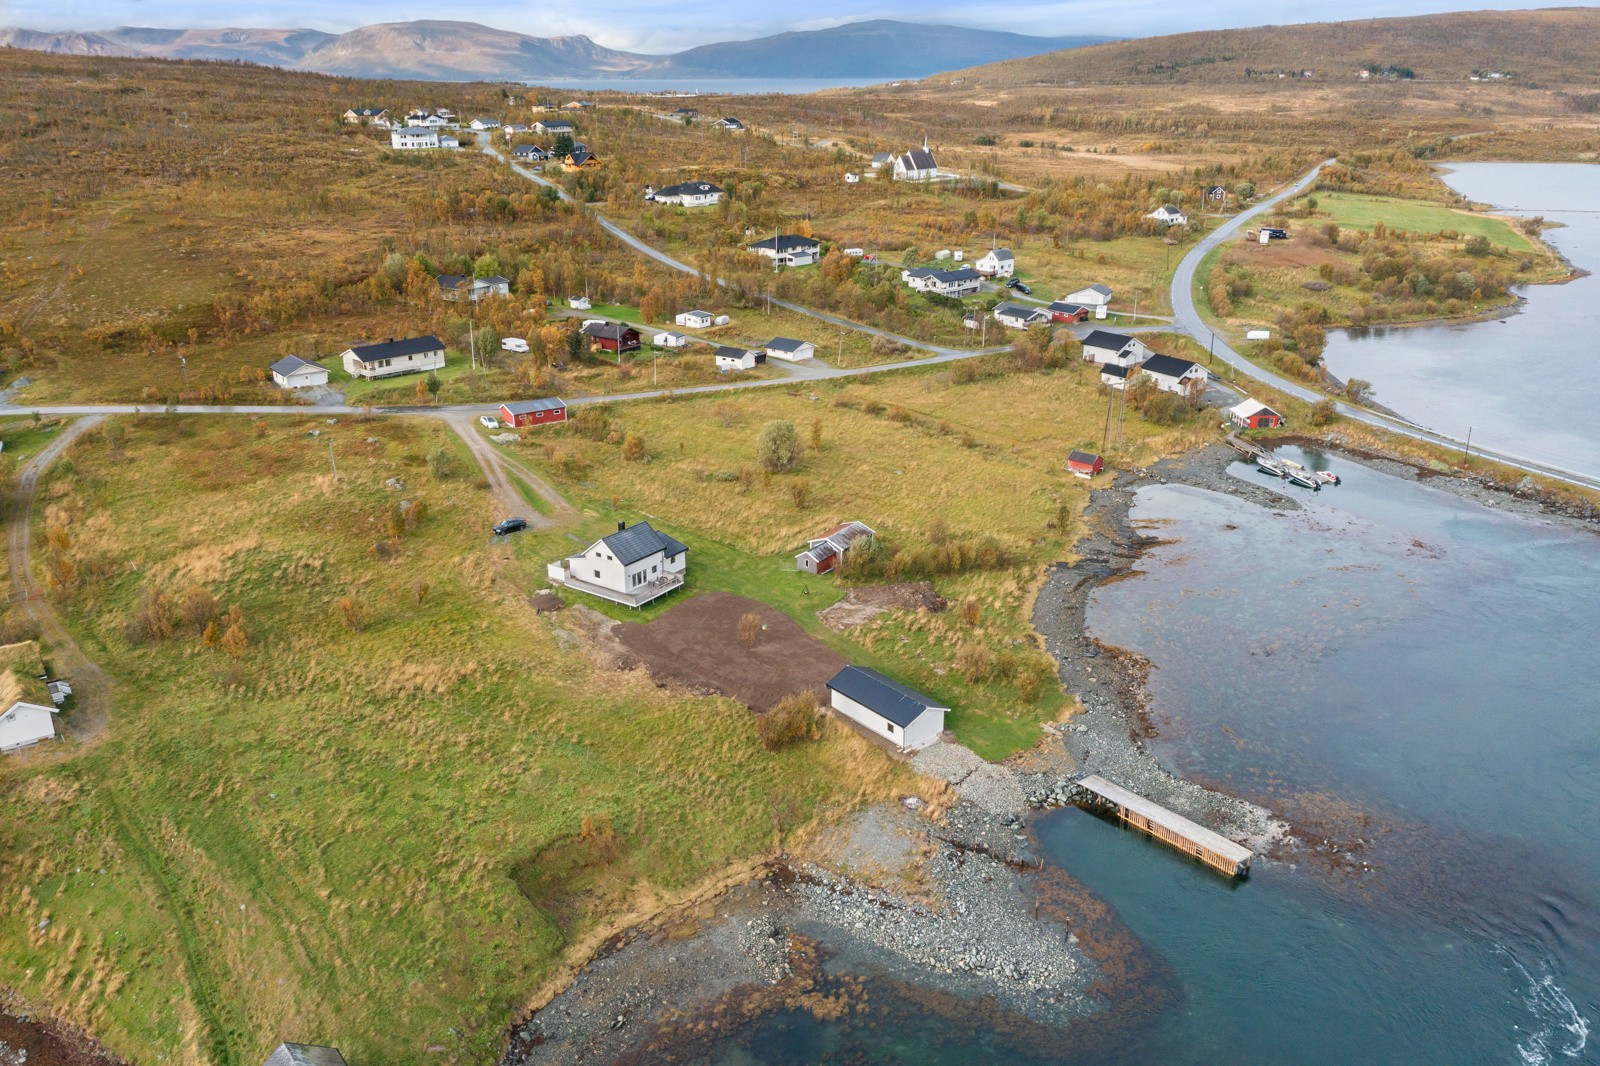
(826, 666), (946, 729)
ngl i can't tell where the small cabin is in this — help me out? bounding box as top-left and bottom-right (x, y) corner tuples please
(1067, 450), (1104, 479)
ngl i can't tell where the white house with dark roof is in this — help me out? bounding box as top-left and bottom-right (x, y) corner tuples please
(0, 642), (60, 754)
(270, 356), (328, 390)
(1137, 353), (1208, 395)
(547, 520), (688, 608)
(341, 336), (446, 379)
(533, 119), (574, 134)
(746, 234), (820, 267)
(1065, 283), (1114, 308)
(893, 140), (938, 182)
(1080, 329), (1150, 368)
(1100, 363), (1132, 390)
(647, 181), (724, 207)
(343, 107), (388, 125)
(975, 247), (1016, 278)
(512, 143), (548, 161)
(869, 152), (893, 169)
(714, 346), (765, 371)
(714, 117), (746, 131)
(902, 266), (981, 298)
(825, 665), (947, 751)
(1146, 204), (1188, 226)
(765, 337), (816, 362)
(469, 118), (501, 131)
(502, 123), (531, 138)
(675, 309), (714, 329)
(993, 302), (1050, 329)
(653, 330), (688, 348)
(435, 274), (510, 302)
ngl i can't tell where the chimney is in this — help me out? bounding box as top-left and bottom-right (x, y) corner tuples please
(617, 521), (626, 533)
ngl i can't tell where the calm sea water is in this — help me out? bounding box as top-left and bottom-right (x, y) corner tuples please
(523, 77), (890, 94)
(1321, 163), (1600, 479)
(698, 453), (1599, 1063)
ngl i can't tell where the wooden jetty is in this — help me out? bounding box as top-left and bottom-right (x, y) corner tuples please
(1076, 774), (1254, 878)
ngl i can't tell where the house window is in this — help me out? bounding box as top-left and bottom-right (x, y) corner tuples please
(593, 569), (601, 579)
(886, 723), (897, 733)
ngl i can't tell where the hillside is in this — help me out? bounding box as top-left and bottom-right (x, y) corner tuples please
(0, 17), (1109, 82)
(652, 20), (1114, 79)
(926, 8), (1600, 87)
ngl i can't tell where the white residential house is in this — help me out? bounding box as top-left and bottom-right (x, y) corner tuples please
(675, 309), (714, 329)
(437, 133), (461, 149)
(1080, 329), (1150, 367)
(469, 118), (501, 131)
(714, 346), (765, 371)
(532, 119), (574, 135)
(1146, 204), (1188, 226)
(975, 247), (1016, 278)
(269, 355), (328, 390)
(765, 337), (816, 362)
(647, 181), (724, 207)
(512, 144), (549, 162)
(992, 302), (1049, 329)
(902, 266), (981, 299)
(653, 330), (688, 348)
(404, 111), (450, 128)
(869, 152), (893, 170)
(546, 520), (688, 608)
(503, 123), (531, 138)
(341, 336), (446, 380)
(0, 642), (60, 754)
(343, 107), (388, 125)
(435, 274), (510, 302)
(568, 295), (592, 310)
(714, 117), (746, 131)
(746, 234), (821, 267)
(1138, 354), (1208, 395)
(390, 126), (441, 150)
(892, 140), (938, 182)
(1065, 283), (1114, 309)
(1099, 363), (1132, 390)
(844, 172), (861, 184)
(825, 665), (947, 752)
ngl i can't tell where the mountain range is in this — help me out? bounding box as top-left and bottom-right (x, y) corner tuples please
(0, 19), (1115, 82)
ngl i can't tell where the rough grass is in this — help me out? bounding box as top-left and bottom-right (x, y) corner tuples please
(1317, 191), (1537, 251)
(0, 413), (915, 1065)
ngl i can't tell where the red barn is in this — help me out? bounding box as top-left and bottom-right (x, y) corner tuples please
(580, 321), (641, 354)
(1047, 300), (1091, 323)
(1228, 399), (1284, 430)
(500, 397), (568, 428)
(1067, 450), (1104, 479)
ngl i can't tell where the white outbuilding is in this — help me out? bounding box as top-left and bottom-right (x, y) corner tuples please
(825, 665), (947, 752)
(270, 355), (329, 389)
(0, 642), (60, 754)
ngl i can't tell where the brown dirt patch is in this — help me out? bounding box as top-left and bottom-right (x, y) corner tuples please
(1227, 239), (1342, 271)
(528, 592), (564, 613)
(817, 583), (948, 631)
(613, 592), (846, 711)
(0, 1002), (127, 1066)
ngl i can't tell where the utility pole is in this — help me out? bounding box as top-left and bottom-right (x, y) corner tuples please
(328, 440), (338, 479)
(179, 354), (189, 392)
(1102, 380), (1116, 454)
(1208, 330), (1216, 365)
(1463, 426), (1473, 466)
(469, 316), (476, 371)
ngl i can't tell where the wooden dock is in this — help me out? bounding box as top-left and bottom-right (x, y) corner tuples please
(1224, 432), (1266, 461)
(1076, 774), (1253, 878)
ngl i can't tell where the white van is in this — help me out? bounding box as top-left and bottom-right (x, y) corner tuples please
(501, 337), (529, 353)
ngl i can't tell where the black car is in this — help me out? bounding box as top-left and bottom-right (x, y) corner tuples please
(1006, 278), (1031, 294)
(1261, 227), (1289, 240)
(492, 517), (528, 536)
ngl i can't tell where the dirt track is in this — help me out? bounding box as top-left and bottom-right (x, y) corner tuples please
(613, 592), (846, 711)
(436, 411), (575, 527)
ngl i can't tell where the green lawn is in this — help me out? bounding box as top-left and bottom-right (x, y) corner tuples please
(1318, 192), (1536, 252)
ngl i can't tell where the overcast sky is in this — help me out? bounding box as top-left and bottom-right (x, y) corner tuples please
(0, 0), (1570, 52)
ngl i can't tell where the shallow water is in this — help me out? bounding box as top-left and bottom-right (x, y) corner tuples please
(1320, 162), (1600, 478)
(696, 452), (1598, 1063)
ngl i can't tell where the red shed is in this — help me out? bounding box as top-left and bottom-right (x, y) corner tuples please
(500, 397), (568, 428)
(1067, 450), (1104, 479)
(1228, 399), (1284, 430)
(580, 321), (641, 354)
(1047, 301), (1091, 323)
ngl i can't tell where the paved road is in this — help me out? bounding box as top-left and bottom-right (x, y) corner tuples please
(7, 416), (115, 743)
(1167, 162), (1600, 493)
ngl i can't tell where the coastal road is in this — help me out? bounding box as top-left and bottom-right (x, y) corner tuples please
(1168, 162), (1600, 493)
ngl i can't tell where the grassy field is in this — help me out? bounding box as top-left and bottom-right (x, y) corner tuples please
(1316, 192), (1538, 252)
(0, 413), (923, 1065)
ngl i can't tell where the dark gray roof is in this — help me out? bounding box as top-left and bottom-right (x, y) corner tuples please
(512, 144), (548, 157)
(1100, 363), (1130, 379)
(348, 107), (385, 116)
(994, 302), (1043, 320)
(346, 336), (444, 362)
(1047, 300), (1088, 314)
(765, 337), (810, 352)
(581, 321), (638, 341)
(1068, 450), (1102, 465)
(655, 181), (723, 197)
(1077, 283), (1113, 296)
(826, 666), (946, 728)
(1141, 354), (1202, 378)
(501, 397), (566, 415)
(600, 522), (688, 566)
(1082, 329), (1134, 351)
(436, 273), (469, 291)
(746, 234), (819, 253)
(270, 355), (320, 377)
(897, 147), (937, 171)
(984, 247), (1015, 261)
(914, 266), (979, 284)
(263, 1044), (348, 1066)
(714, 345), (756, 360)
(538, 119), (574, 129)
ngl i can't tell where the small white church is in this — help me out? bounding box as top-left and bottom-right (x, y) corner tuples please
(892, 138), (939, 182)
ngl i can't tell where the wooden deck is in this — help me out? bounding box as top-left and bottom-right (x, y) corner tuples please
(1077, 774), (1253, 878)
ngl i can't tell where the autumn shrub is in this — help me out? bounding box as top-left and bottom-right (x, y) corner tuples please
(758, 692), (822, 751)
(756, 420), (801, 473)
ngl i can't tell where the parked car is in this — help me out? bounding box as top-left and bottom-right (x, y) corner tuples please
(479, 415), (499, 429)
(492, 517), (528, 536)
(1006, 278), (1032, 294)
(501, 337), (529, 353)
(1261, 227), (1289, 240)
